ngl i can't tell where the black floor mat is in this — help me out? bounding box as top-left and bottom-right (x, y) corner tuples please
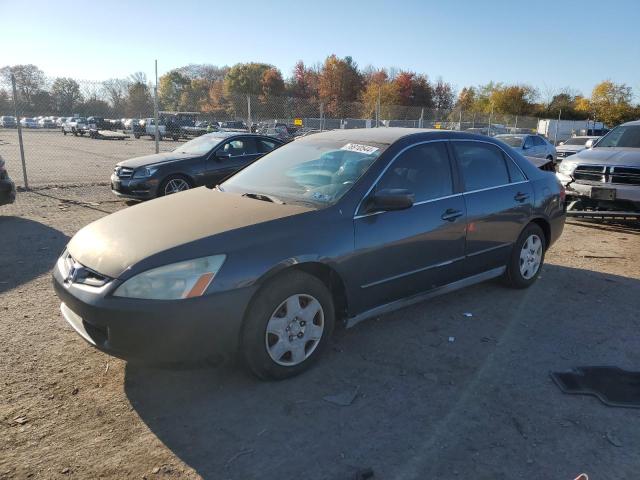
(551, 367), (640, 408)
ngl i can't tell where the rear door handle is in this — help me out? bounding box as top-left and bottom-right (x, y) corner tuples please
(441, 209), (463, 221)
(514, 192), (529, 202)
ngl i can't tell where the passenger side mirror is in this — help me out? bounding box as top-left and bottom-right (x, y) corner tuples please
(368, 188), (414, 212)
(585, 139), (595, 149)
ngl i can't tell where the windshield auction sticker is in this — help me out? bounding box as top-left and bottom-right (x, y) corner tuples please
(340, 143), (379, 155)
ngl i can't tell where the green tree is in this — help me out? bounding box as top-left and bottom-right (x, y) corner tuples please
(50, 77), (83, 115)
(158, 70), (190, 111)
(125, 81), (152, 117)
(225, 63), (273, 96)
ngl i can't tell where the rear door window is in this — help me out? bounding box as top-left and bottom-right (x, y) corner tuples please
(258, 138), (278, 153)
(222, 138), (257, 156)
(452, 142), (510, 191)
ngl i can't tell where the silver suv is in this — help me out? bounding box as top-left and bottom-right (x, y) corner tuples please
(557, 120), (640, 212)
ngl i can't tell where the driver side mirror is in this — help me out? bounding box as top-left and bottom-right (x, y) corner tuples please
(585, 139), (595, 149)
(366, 188), (414, 213)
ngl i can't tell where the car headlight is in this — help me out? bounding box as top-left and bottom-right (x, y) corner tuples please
(133, 167), (158, 179)
(113, 255), (226, 300)
(558, 161), (576, 175)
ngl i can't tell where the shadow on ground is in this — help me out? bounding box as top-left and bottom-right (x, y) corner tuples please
(0, 216), (68, 294)
(125, 264), (640, 480)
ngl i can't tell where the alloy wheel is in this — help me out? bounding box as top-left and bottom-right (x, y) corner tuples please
(164, 178), (190, 195)
(519, 234), (542, 280)
(265, 294), (325, 366)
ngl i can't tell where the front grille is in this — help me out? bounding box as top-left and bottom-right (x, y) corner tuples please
(610, 166), (640, 186)
(59, 251), (110, 287)
(573, 164), (640, 186)
(115, 166), (134, 178)
(557, 151), (576, 159)
(573, 165), (606, 182)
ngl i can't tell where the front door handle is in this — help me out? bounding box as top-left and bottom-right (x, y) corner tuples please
(514, 192), (530, 202)
(441, 208), (463, 222)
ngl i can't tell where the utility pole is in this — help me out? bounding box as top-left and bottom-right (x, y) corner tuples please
(154, 60), (159, 154)
(554, 109), (561, 146)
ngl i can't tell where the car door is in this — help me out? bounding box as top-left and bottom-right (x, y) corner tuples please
(351, 141), (467, 313)
(450, 140), (533, 276)
(523, 135), (539, 157)
(202, 137), (260, 185)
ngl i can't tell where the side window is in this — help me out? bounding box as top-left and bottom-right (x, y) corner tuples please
(452, 142), (510, 191)
(258, 138), (277, 153)
(504, 153), (527, 182)
(524, 136), (535, 148)
(222, 138), (257, 156)
(376, 142), (453, 203)
(533, 136), (545, 147)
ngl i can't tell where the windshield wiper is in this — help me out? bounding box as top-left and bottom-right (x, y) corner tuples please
(242, 192), (285, 204)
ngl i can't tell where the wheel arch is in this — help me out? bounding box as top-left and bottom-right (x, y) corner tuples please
(254, 261), (350, 323)
(528, 216), (551, 249)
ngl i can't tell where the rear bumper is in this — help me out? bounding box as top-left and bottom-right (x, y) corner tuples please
(53, 266), (255, 363)
(0, 178), (16, 205)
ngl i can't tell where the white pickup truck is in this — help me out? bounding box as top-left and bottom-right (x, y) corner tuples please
(134, 118), (166, 140)
(62, 117), (89, 136)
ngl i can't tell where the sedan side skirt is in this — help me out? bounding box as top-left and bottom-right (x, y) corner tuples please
(346, 266), (506, 329)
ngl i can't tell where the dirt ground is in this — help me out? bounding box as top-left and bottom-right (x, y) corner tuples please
(1, 186), (640, 480)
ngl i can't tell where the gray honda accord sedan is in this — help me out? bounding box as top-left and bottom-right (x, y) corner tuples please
(53, 128), (565, 379)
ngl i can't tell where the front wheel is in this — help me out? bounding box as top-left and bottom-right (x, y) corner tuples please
(503, 223), (546, 289)
(242, 271), (335, 380)
(159, 175), (192, 197)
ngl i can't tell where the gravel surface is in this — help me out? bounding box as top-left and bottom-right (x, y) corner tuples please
(0, 129), (179, 187)
(1, 187), (639, 480)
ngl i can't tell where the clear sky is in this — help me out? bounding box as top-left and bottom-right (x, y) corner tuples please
(2, 0), (639, 98)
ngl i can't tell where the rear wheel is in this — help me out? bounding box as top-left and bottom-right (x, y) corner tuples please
(62, 128), (67, 136)
(242, 271), (335, 380)
(503, 223), (545, 288)
(159, 175), (192, 197)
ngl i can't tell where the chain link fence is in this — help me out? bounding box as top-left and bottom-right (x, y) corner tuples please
(1, 75), (556, 192)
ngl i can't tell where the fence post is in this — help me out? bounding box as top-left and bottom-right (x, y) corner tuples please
(458, 109), (462, 130)
(246, 94), (252, 131)
(488, 104), (493, 136)
(419, 108), (424, 128)
(319, 102), (324, 132)
(553, 109), (561, 145)
(11, 74), (28, 189)
(153, 60), (160, 154)
(515, 115), (518, 131)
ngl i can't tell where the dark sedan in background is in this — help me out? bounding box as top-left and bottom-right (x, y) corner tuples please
(0, 155), (16, 206)
(111, 132), (283, 200)
(55, 128), (565, 379)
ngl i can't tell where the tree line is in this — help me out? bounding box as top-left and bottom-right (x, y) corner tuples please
(1, 57), (638, 126)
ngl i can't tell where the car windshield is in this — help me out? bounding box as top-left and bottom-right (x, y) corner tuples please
(596, 125), (640, 148)
(563, 137), (590, 146)
(221, 138), (386, 206)
(497, 135), (524, 147)
(174, 134), (226, 155)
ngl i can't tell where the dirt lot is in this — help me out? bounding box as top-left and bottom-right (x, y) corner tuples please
(0, 129), (178, 187)
(1, 187), (640, 480)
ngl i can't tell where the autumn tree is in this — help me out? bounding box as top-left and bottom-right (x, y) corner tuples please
(456, 87), (477, 112)
(590, 80), (634, 126)
(262, 68), (285, 98)
(360, 69), (400, 118)
(318, 55), (363, 116)
(50, 77), (83, 115)
(225, 63), (273, 96)
(287, 61), (319, 99)
(393, 71), (434, 108)
(490, 84), (537, 116)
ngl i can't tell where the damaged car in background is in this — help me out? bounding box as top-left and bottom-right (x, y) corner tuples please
(0, 155), (16, 206)
(557, 120), (640, 218)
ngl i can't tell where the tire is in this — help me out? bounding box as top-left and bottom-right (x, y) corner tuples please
(62, 129), (67, 136)
(172, 135), (179, 141)
(72, 128), (77, 136)
(158, 174), (192, 197)
(134, 133), (141, 139)
(242, 270), (335, 380)
(503, 223), (546, 289)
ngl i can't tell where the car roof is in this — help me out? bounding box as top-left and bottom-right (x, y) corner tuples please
(495, 133), (529, 138)
(296, 127), (441, 145)
(621, 119), (640, 126)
